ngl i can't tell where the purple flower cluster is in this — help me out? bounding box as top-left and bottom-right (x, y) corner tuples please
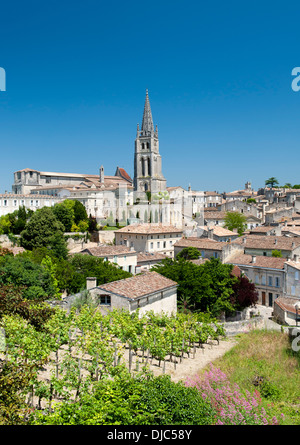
(185, 364), (283, 425)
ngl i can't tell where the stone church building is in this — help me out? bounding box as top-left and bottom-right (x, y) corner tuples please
(10, 91), (194, 229)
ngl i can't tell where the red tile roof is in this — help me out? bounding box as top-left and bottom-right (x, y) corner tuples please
(98, 271), (177, 299)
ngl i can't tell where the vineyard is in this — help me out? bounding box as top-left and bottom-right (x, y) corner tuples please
(0, 306), (226, 412)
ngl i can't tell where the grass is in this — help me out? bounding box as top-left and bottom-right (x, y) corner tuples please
(199, 329), (300, 425)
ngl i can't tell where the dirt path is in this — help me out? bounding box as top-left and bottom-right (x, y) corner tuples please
(142, 337), (238, 383)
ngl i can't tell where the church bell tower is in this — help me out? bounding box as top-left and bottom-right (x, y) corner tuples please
(133, 90), (166, 198)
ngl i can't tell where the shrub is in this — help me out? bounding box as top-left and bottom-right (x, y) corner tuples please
(185, 365), (284, 425)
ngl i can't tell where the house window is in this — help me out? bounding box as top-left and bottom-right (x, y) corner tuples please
(268, 276), (273, 286)
(255, 275), (259, 284)
(275, 277), (280, 288)
(3, 200), (7, 206)
(99, 295), (111, 305)
(150, 242), (154, 249)
(295, 271), (299, 281)
(157, 242), (160, 248)
(291, 286), (296, 296)
(262, 275), (266, 285)
(163, 241), (166, 248)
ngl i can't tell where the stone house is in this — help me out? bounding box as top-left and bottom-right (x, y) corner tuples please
(173, 237), (244, 263)
(115, 223), (183, 257)
(264, 207), (294, 224)
(86, 271), (178, 316)
(248, 225), (282, 236)
(284, 259), (300, 299)
(80, 245), (137, 274)
(232, 235), (300, 259)
(203, 210), (227, 227)
(136, 252), (166, 272)
(227, 253), (286, 307)
(197, 225), (239, 242)
(273, 297), (300, 325)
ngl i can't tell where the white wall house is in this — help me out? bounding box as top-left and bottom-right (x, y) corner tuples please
(115, 224), (183, 257)
(0, 193), (61, 217)
(87, 271), (178, 317)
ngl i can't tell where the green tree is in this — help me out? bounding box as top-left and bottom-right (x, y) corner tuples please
(153, 257), (236, 317)
(20, 207), (68, 258)
(224, 211), (247, 236)
(52, 203), (74, 232)
(176, 247), (200, 260)
(73, 200), (88, 225)
(67, 254), (132, 294)
(0, 215), (12, 235)
(265, 177), (279, 188)
(272, 249), (282, 258)
(0, 255), (57, 300)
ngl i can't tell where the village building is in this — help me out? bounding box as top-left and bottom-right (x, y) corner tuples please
(115, 223), (183, 257)
(273, 297), (300, 326)
(86, 271), (178, 316)
(197, 225), (239, 242)
(227, 253), (286, 307)
(173, 237), (244, 262)
(232, 235), (300, 259)
(136, 252), (166, 272)
(80, 245), (137, 274)
(0, 192), (61, 217)
(284, 259), (300, 299)
(248, 225), (282, 236)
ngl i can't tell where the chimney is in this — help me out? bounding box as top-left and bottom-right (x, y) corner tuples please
(99, 165), (104, 184)
(252, 255), (256, 263)
(86, 277), (97, 290)
(294, 254), (299, 262)
(274, 238), (277, 245)
(243, 237), (247, 244)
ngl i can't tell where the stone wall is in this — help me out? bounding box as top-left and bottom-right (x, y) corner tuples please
(223, 315), (265, 336)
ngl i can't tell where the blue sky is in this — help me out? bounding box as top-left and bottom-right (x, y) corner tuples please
(0, 0), (300, 193)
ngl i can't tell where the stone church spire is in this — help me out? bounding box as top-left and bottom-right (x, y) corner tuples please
(133, 90), (166, 196)
(141, 89), (154, 135)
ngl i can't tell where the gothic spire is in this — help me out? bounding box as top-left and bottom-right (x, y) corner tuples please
(141, 89), (154, 135)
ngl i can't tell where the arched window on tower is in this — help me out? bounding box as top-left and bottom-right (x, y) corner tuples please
(147, 142), (150, 149)
(141, 158), (145, 176)
(147, 157), (151, 176)
(141, 143), (145, 149)
(144, 183), (148, 192)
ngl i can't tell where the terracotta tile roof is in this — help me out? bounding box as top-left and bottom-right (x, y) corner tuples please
(199, 225), (237, 236)
(115, 167), (133, 183)
(14, 168), (40, 173)
(285, 260), (300, 271)
(174, 237), (226, 251)
(98, 271), (177, 299)
(81, 246), (136, 257)
(203, 211), (227, 220)
(137, 252), (166, 262)
(233, 235), (300, 251)
(116, 224), (183, 234)
(249, 226), (276, 233)
(274, 297), (300, 314)
(228, 253), (286, 270)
